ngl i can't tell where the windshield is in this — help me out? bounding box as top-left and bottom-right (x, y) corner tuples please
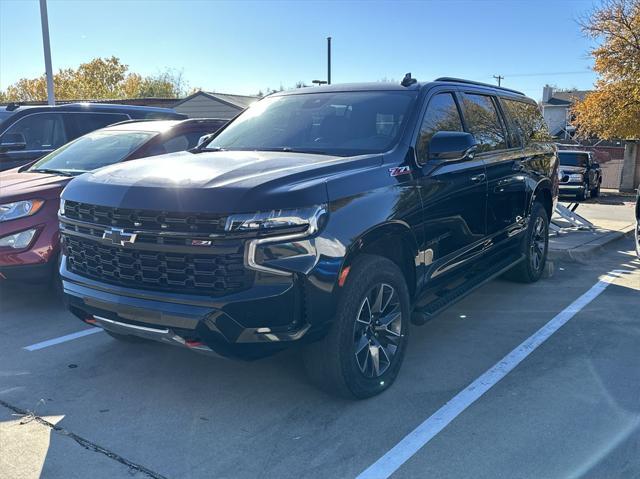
(29, 130), (156, 175)
(206, 91), (417, 156)
(558, 152), (589, 167)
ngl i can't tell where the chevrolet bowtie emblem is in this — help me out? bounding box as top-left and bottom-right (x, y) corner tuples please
(102, 227), (137, 246)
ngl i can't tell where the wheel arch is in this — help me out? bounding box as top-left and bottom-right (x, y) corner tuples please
(340, 221), (419, 299)
(529, 179), (553, 220)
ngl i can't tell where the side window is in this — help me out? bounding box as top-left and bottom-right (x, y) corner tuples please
(144, 132), (203, 157)
(501, 99), (550, 146)
(0, 113), (67, 150)
(460, 93), (507, 153)
(498, 98), (523, 148)
(416, 93), (463, 163)
(68, 113), (130, 137)
(161, 134), (190, 153)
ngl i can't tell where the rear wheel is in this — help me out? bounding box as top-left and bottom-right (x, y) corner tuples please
(505, 201), (549, 283)
(303, 254), (410, 399)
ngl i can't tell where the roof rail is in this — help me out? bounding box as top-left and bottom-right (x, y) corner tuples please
(434, 77), (525, 96)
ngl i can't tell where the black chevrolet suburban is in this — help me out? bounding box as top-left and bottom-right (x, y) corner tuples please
(59, 76), (558, 398)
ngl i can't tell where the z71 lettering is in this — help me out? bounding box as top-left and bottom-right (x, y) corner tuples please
(389, 166), (411, 177)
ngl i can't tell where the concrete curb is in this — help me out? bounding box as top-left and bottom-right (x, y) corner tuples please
(548, 225), (635, 263)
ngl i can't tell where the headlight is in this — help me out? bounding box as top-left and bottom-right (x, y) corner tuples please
(233, 205), (328, 276)
(225, 205), (327, 238)
(0, 199), (44, 222)
(568, 173), (584, 182)
(0, 228), (37, 249)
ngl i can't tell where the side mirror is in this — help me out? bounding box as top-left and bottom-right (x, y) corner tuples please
(427, 131), (477, 163)
(196, 133), (214, 148)
(592, 162), (600, 168)
(0, 132), (27, 151)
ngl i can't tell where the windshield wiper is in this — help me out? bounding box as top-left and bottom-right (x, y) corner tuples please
(30, 168), (76, 177)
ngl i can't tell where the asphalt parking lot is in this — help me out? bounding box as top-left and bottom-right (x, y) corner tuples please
(1, 236), (639, 479)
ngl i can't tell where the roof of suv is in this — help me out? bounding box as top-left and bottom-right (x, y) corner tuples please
(3, 102), (180, 114)
(104, 118), (227, 133)
(271, 77), (531, 101)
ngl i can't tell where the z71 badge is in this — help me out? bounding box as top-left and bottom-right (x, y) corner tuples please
(388, 165), (411, 177)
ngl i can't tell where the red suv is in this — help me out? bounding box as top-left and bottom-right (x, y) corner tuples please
(0, 118), (226, 283)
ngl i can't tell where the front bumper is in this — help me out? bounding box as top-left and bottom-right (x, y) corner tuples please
(61, 258), (314, 359)
(559, 183), (585, 195)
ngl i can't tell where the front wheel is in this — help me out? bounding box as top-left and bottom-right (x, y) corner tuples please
(303, 254), (410, 399)
(591, 181), (601, 198)
(504, 202), (549, 283)
(577, 182), (589, 201)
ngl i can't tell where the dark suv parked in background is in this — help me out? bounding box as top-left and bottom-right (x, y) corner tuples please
(558, 150), (602, 200)
(0, 103), (186, 171)
(59, 76), (558, 398)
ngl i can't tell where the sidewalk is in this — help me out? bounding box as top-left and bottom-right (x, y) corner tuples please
(548, 192), (636, 262)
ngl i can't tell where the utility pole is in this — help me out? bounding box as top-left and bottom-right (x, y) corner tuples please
(493, 74), (504, 87)
(39, 0), (55, 105)
(327, 36), (332, 85)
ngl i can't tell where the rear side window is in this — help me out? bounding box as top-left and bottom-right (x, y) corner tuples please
(416, 93), (464, 163)
(459, 94), (507, 153)
(501, 99), (550, 146)
(0, 113), (67, 150)
(67, 113), (130, 137)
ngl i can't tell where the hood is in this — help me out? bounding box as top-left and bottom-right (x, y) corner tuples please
(0, 167), (71, 201)
(62, 150), (382, 214)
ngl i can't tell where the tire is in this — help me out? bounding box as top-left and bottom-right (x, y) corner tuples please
(303, 254), (410, 399)
(591, 181), (601, 198)
(504, 201), (549, 283)
(576, 182), (589, 201)
(105, 330), (152, 343)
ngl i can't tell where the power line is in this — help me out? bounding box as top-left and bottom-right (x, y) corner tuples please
(498, 71), (593, 78)
(493, 74), (504, 86)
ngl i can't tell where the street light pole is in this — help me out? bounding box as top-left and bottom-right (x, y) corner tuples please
(327, 36), (332, 85)
(39, 0), (55, 105)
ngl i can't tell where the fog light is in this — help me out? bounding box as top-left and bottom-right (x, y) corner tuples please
(0, 228), (37, 249)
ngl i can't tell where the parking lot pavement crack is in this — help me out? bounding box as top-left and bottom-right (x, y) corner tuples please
(0, 399), (168, 479)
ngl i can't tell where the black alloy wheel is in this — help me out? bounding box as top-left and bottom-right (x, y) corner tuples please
(353, 283), (403, 378)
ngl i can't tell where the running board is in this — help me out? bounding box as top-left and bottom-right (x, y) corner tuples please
(411, 254), (525, 325)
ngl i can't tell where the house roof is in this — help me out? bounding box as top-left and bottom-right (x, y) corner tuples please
(173, 91), (259, 109)
(542, 90), (590, 106)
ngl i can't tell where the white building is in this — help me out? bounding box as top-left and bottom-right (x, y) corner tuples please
(540, 85), (589, 140)
(173, 91), (259, 120)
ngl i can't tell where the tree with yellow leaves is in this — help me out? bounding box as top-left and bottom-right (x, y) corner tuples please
(0, 57), (185, 103)
(573, 0), (640, 140)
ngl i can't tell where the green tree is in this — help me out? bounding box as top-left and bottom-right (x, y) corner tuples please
(1, 56), (186, 102)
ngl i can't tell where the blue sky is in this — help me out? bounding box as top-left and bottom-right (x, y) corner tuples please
(0, 0), (599, 100)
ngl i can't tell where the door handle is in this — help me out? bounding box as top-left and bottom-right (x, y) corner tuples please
(513, 161), (525, 171)
(470, 173), (486, 183)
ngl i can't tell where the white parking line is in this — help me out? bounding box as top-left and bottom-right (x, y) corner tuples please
(357, 270), (625, 479)
(23, 328), (103, 351)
